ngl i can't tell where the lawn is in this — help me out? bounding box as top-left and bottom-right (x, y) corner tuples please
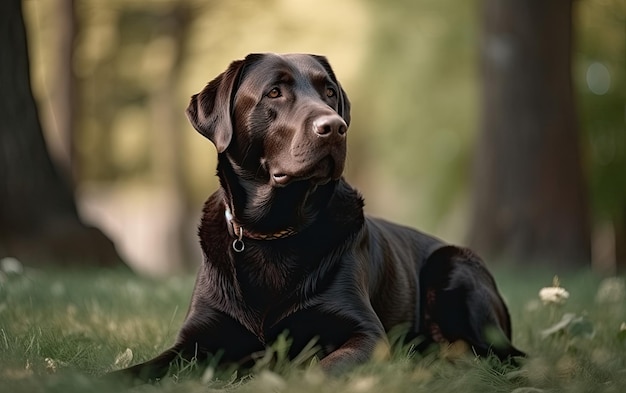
(0, 259), (624, 393)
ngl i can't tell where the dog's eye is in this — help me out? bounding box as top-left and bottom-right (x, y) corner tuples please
(267, 88), (282, 99)
(326, 88), (336, 98)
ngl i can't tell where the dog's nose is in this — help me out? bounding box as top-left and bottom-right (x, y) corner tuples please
(313, 115), (347, 138)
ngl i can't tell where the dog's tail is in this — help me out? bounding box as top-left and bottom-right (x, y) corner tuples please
(419, 245), (525, 361)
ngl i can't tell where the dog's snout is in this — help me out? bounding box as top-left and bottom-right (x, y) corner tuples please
(313, 115), (347, 138)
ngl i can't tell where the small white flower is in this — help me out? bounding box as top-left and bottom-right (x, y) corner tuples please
(44, 358), (67, 374)
(0, 257), (23, 275)
(539, 286), (570, 305)
(45, 358), (58, 373)
(114, 348), (134, 369)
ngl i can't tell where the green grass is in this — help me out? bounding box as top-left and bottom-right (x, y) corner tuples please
(0, 265), (624, 392)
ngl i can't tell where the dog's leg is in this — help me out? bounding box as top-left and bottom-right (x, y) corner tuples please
(420, 246), (525, 361)
(318, 332), (389, 374)
(108, 309), (264, 383)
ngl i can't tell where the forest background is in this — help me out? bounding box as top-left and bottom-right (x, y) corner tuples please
(2, 0), (624, 276)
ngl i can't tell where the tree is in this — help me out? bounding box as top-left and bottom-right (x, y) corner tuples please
(48, 0), (78, 177)
(576, 0), (626, 272)
(0, 0), (124, 267)
(468, 0), (590, 269)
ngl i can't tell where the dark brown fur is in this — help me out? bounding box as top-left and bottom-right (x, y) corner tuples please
(112, 53), (524, 382)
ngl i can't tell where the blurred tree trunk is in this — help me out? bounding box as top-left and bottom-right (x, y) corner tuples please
(151, 4), (198, 271)
(0, 0), (124, 267)
(469, 0), (591, 269)
(48, 0), (77, 178)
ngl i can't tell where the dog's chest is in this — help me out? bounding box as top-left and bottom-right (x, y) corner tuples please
(235, 251), (288, 288)
(232, 251), (315, 336)
(236, 252), (304, 299)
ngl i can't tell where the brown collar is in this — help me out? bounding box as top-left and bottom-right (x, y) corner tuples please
(224, 206), (297, 252)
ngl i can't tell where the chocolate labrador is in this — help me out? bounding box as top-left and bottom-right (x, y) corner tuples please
(114, 53), (524, 381)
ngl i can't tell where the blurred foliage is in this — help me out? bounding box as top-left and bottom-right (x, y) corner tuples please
(26, 0), (369, 205)
(575, 0), (626, 221)
(22, 0), (626, 268)
(351, 0), (479, 242)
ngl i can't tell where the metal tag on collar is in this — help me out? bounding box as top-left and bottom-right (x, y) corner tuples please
(225, 207), (245, 252)
(232, 226), (245, 252)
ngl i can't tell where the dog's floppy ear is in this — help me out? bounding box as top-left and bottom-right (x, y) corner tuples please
(186, 59), (246, 153)
(310, 55), (351, 126)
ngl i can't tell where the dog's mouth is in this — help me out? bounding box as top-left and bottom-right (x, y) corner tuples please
(271, 173), (292, 185)
(271, 156), (340, 187)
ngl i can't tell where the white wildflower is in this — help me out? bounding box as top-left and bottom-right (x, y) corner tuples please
(45, 358), (58, 373)
(539, 286), (570, 305)
(0, 257), (23, 275)
(44, 358), (67, 373)
(114, 348), (134, 369)
(539, 276), (569, 305)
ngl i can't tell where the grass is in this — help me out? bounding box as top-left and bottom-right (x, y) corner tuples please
(0, 263), (624, 393)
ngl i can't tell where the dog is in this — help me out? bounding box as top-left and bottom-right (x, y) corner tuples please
(114, 53), (524, 381)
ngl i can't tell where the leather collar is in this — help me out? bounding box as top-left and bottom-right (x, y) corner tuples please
(224, 204), (297, 252)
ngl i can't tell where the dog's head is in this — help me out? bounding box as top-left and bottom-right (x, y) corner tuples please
(186, 53), (351, 188)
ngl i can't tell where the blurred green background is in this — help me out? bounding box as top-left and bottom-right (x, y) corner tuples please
(18, 0), (625, 275)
